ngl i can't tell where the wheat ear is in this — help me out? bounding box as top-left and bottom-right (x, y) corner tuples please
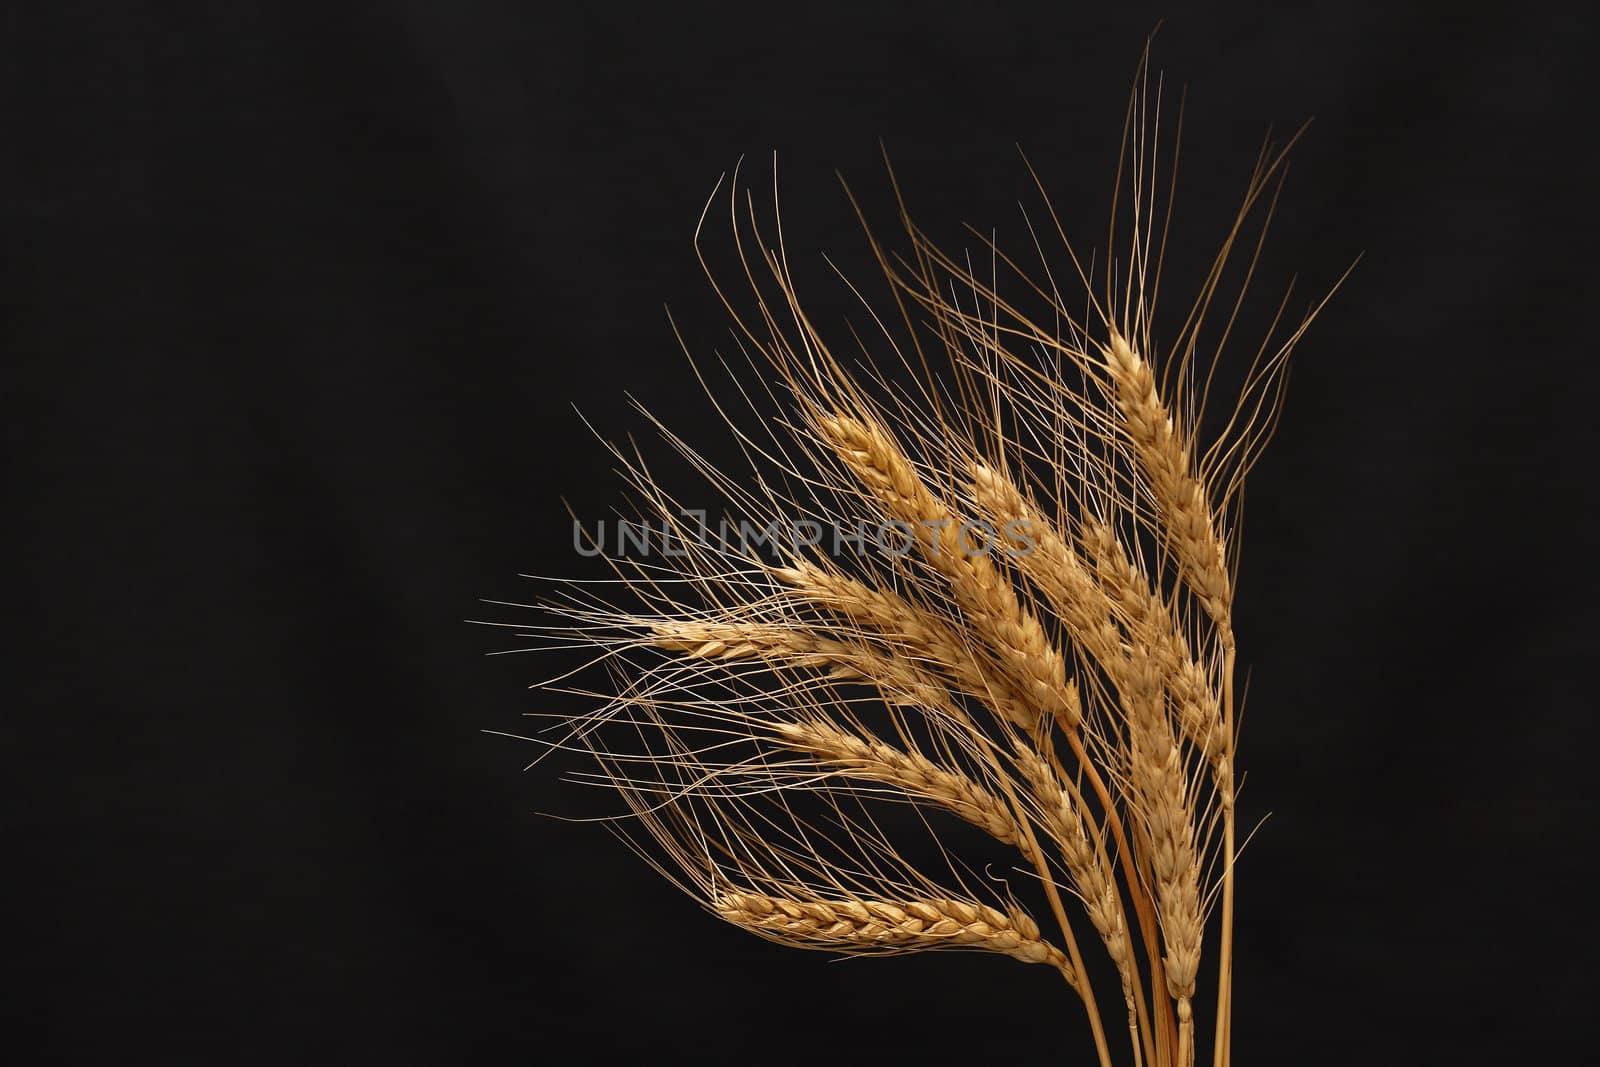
(716, 891), (1075, 976)
(816, 412), (1077, 732)
(1103, 331), (1233, 642)
(768, 559), (1069, 736)
(779, 719), (1023, 845)
(1123, 646), (1204, 1067)
(1081, 520), (1230, 799)
(968, 462), (1128, 676)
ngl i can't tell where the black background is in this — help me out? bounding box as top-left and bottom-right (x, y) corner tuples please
(9, 3), (1597, 1064)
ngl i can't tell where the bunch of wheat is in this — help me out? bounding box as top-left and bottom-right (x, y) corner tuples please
(499, 55), (1341, 1067)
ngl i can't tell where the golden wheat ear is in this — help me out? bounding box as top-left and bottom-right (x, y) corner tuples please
(504, 47), (1343, 1067)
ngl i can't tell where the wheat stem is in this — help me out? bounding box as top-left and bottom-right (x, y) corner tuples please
(1177, 995), (1195, 1067)
(1214, 644), (1238, 1067)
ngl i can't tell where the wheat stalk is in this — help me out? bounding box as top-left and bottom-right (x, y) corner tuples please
(499, 47), (1340, 1067)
